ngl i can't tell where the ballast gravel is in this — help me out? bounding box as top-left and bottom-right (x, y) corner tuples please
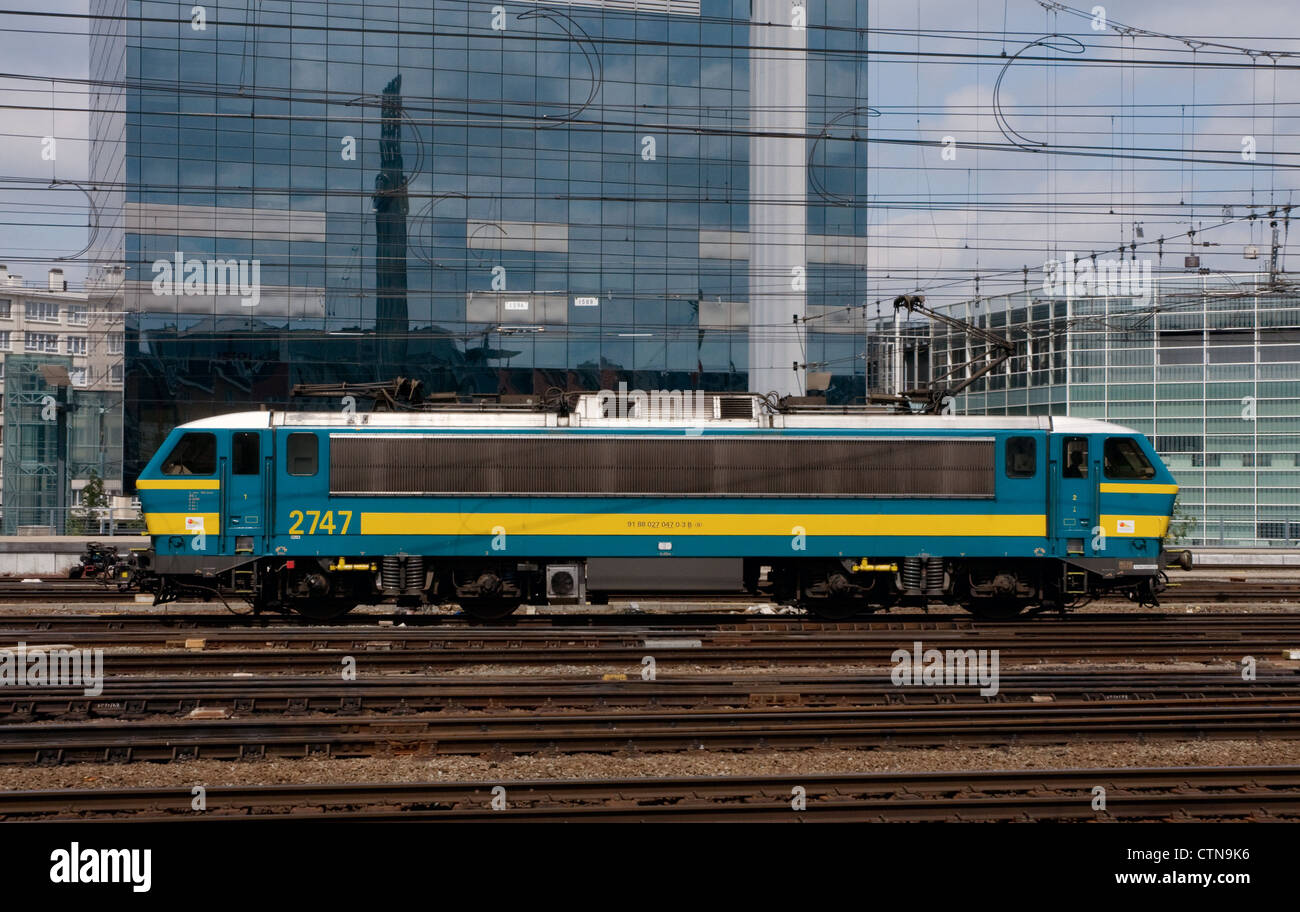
(3, 740), (1300, 792)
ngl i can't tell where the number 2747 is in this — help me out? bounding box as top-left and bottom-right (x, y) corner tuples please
(288, 510), (352, 535)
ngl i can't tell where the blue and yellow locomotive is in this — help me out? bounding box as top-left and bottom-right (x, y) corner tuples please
(135, 393), (1185, 619)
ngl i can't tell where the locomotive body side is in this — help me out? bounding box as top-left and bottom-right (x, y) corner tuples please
(135, 405), (1179, 619)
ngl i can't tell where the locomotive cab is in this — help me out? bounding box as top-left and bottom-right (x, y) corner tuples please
(136, 415), (274, 590)
(1047, 423), (1180, 601)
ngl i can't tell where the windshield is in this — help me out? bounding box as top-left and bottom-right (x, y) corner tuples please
(1104, 437), (1156, 480)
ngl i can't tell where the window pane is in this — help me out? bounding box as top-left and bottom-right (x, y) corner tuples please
(1063, 437), (1088, 478)
(287, 433), (317, 476)
(161, 432), (216, 475)
(1006, 436), (1036, 478)
(232, 432), (259, 475)
(1104, 437), (1156, 480)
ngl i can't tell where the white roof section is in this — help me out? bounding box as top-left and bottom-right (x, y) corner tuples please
(775, 414), (1051, 431)
(179, 412), (273, 430)
(1051, 416), (1137, 434)
(279, 410), (558, 429)
(178, 409), (1138, 435)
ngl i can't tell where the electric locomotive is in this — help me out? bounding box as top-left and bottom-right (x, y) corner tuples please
(135, 393), (1186, 620)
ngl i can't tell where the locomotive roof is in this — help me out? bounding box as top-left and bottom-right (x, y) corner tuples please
(177, 411), (1132, 436)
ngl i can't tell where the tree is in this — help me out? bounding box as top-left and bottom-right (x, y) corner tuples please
(1164, 496), (1198, 546)
(69, 470), (108, 535)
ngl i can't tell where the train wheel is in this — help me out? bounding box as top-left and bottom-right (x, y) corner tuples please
(964, 598), (1026, 620)
(459, 598), (522, 621)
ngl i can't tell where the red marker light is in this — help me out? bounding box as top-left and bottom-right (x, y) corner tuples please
(285, 560), (295, 569)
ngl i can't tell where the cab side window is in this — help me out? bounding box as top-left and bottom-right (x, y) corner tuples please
(232, 432), (260, 475)
(1005, 436), (1036, 478)
(1062, 436), (1088, 479)
(161, 432), (216, 475)
(287, 433), (318, 476)
(1104, 437), (1156, 479)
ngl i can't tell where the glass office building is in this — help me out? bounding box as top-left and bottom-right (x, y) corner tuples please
(89, 0), (876, 480)
(1, 356), (121, 534)
(874, 273), (1300, 547)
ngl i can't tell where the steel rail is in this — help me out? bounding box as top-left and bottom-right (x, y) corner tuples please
(6, 700), (1300, 764)
(3, 765), (1299, 821)
(3, 671), (1299, 721)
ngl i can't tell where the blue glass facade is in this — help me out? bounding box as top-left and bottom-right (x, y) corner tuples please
(88, 0), (876, 481)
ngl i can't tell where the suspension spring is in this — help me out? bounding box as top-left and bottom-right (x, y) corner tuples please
(901, 557), (923, 594)
(381, 555), (403, 593)
(403, 556), (425, 594)
(924, 557), (946, 594)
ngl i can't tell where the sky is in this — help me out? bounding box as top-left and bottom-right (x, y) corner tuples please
(0, 0), (1298, 302)
(0, 0), (90, 284)
(853, 0), (1300, 309)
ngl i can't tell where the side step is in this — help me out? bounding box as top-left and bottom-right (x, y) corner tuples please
(231, 568), (256, 595)
(1064, 569), (1088, 596)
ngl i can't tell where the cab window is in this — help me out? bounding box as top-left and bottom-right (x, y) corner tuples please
(287, 433), (318, 476)
(1062, 437), (1088, 478)
(1104, 437), (1156, 480)
(161, 432), (216, 476)
(1005, 436), (1036, 478)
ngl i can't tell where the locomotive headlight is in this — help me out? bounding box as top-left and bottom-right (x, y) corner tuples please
(545, 564), (582, 600)
(551, 570), (575, 596)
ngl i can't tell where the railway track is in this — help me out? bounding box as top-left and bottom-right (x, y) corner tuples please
(0, 614), (1297, 673)
(0, 584), (134, 602)
(3, 670), (1298, 721)
(0, 645), (1275, 675)
(3, 607), (1300, 632)
(6, 696), (1300, 763)
(2, 765), (1297, 821)
(1171, 580), (1300, 602)
(8, 627), (1300, 651)
(0, 573), (1292, 610)
(3, 610), (1298, 774)
(4, 610), (1300, 643)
